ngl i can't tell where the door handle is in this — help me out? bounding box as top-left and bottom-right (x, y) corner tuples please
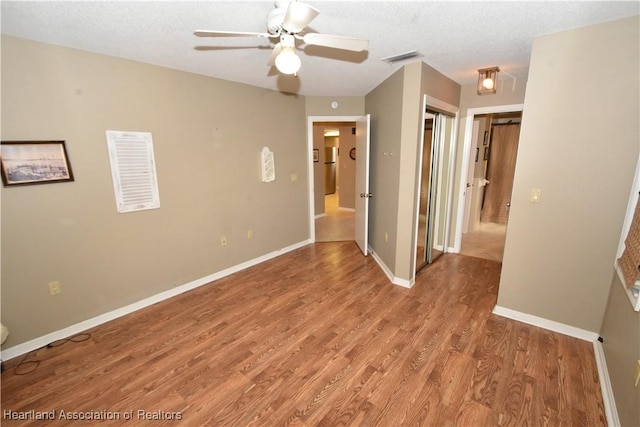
(360, 193), (373, 198)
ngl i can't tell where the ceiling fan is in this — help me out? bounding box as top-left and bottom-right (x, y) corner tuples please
(194, 0), (369, 75)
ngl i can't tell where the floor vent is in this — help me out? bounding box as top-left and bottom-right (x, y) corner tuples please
(381, 50), (424, 64)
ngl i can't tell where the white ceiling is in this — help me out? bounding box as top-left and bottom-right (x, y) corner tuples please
(2, 1), (638, 96)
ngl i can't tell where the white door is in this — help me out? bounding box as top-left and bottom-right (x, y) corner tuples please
(355, 114), (371, 256)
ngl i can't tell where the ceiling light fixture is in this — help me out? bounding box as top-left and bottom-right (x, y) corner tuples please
(275, 34), (301, 75)
(477, 66), (500, 95)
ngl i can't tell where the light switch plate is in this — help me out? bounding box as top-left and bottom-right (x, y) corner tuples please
(530, 188), (542, 203)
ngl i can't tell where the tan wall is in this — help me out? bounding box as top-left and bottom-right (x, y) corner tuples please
(365, 61), (460, 283)
(365, 68), (405, 272)
(497, 17), (639, 331)
(600, 274), (640, 427)
(337, 125), (356, 210)
(1, 36), (309, 348)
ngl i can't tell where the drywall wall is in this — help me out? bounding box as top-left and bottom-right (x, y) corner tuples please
(364, 61), (460, 284)
(364, 68), (405, 275)
(1, 35), (309, 348)
(600, 274), (640, 427)
(497, 16), (640, 332)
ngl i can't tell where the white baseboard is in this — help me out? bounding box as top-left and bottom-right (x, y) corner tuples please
(369, 248), (414, 288)
(492, 305), (600, 342)
(593, 340), (620, 427)
(493, 306), (619, 425)
(1, 239), (312, 361)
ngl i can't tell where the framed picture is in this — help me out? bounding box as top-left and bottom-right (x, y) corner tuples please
(483, 131), (489, 146)
(1, 140), (74, 187)
(313, 149), (319, 163)
(475, 147), (479, 162)
(484, 146), (490, 161)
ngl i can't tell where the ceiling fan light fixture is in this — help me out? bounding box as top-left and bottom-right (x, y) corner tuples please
(477, 66), (500, 95)
(282, 1), (320, 33)
(275, 46), (301, 74)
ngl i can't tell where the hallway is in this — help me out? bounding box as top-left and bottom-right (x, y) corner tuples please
(459, 222), (507, 263)
(315, 193), (355, 242)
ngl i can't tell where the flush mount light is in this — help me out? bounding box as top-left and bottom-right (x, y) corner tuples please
(477, 66), (500, 95)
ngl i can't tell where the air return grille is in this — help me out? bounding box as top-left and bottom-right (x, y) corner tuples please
(381, 50), (424, 65)
(106, 130), (160, 213)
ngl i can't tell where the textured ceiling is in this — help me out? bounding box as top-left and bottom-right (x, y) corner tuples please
(2, 1), (638, 96)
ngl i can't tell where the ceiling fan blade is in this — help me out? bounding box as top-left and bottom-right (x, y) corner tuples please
(268, 43), (282, 66)
(282, 1), (319, 33)
(194, 30), (274, 39)
(301, 33), (369, 52)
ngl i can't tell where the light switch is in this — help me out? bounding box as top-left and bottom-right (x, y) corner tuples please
(530, 189), (542, 203)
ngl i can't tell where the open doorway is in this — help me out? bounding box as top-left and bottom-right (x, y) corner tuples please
(459, 111), (522, 262)
(308, 119), (358, 242)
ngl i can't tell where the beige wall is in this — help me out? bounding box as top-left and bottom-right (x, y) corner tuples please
(337, 126), (356, 210)
(1, 36), (309, 348)
(365, 68), (405, 273)
(365, 62), (460, 283)
(305, 96), (364, 117)
(497, 17), (639, 332)
(600, 274), (640, 427)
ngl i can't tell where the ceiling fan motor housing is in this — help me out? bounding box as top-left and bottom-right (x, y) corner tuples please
(267, 7), (287, 35)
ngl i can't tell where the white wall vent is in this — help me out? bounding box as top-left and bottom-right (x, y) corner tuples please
(106, 130), (160, 213)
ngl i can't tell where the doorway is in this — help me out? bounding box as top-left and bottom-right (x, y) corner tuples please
(315, 124), (356, 242)
(306, 116), (361, 243)
(459, 110), (522, 262)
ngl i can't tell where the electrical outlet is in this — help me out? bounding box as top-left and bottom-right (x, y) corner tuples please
(220, 236), (227, 247)
(634, 360), (640, 387)
(48, 281), (62, 296)
(247, 229), (253, 239)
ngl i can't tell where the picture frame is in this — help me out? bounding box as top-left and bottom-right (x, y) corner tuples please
(483, 131), (489, 146)
(484, 146), (490, 161)
(1, 140), (74, 187)
(475, 147), (479, 162)
(313, 149), (319, 163)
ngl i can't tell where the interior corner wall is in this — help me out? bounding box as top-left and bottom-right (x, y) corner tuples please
(496, 16), (640, 332)
(599, 273), (640, 427)
(1, 35), (309, 348)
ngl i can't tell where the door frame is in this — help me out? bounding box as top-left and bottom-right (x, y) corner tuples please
(307, 115), (362, 242)
(452, 104), (524, 253)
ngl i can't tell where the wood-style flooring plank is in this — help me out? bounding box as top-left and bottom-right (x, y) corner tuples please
(1, 242), (605, 426)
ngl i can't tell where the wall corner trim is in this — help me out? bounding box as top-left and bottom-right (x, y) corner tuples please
(0, 239), (313, 362)
(492, 305), (600, 342)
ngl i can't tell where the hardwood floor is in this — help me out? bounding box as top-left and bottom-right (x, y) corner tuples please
(1, 242), (605, 426)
